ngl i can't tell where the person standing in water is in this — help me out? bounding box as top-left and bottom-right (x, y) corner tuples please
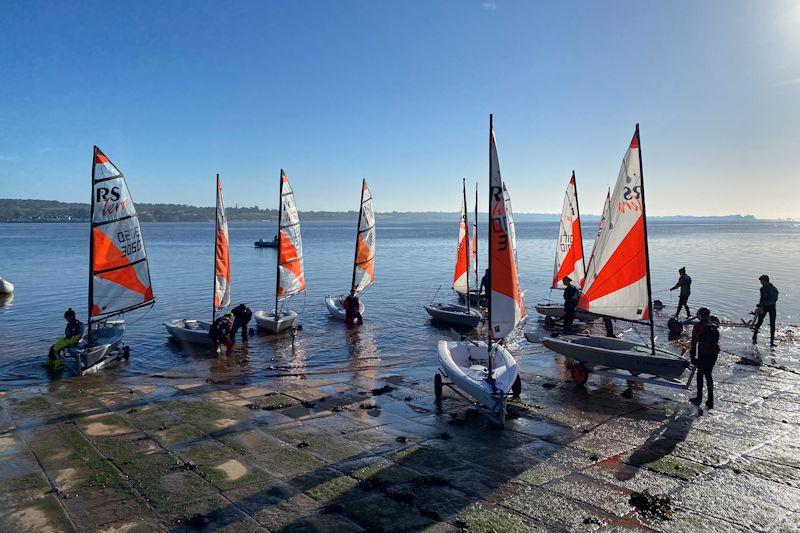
(209, 313), (234, 356)
(230, 304), (252, 340)
(670, 267), (692, 318)
(479, 268), (490, 295)
(753, 275), (779, 347)
(46, 308), (84, 369)
(562, 276), (580, 333)
(689, 307), (720, 410)
(343, 292), (363, 327)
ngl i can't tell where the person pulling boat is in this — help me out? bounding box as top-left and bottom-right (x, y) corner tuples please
(343, 291), (363, 327)
(45, 308), (84, 369)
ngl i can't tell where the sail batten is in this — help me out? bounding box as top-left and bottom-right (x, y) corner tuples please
(488, 122), (525, 339)
(352, 180), (375, 294)
(90, 147), (154, 320)
(578, 128), (648, 321)
(552, 172), (585, 288)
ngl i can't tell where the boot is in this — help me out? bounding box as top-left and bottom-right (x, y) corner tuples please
(689, 397), (701, 406)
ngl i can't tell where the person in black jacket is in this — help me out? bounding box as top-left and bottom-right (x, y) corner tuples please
(753, 275), (779, 347)
(689, 307), (720, 409)
(209, 314), (234, 356)
(670, 267), (692, 318)
(562, 276), (580, 333)
(231, 304), (252, 340)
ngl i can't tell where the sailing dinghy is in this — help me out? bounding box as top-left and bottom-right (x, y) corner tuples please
(425, 179), (482, 328)
(255, 170), (306, 333)
(540, 126), (690, 386)
(436, 115), (524, 427)
(326, 179), (375, 320)
(164, 175), (231, 345)
(457, 183), (482, 307)
(62, 146), (155, 375)
(535, 172), (595, 324)
(0, 278), (13, 294)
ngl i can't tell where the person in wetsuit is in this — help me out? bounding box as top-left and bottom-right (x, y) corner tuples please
(46, 308), (85, 369)
(562, 276), (580, 333)
(230, 304), (252, 340)
(209, 313), (234, 356)
(479, 269), (490, 295)
(689, 307), (720, 410)
(670, 267), (692, 318)
(753, 274), (779, 347)
(343, 292), (363, 327)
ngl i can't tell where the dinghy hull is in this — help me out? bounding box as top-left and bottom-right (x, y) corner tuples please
(63, 321), (126, 375)
(541, 335), (689, 380)
(255, 309), (298, 333)
(164, 319), (214, 345)
(0, 278), (13, 294)
(325, 295), (365, 321)
(535, 303), (596, 321)
(424, 303), (482, 328)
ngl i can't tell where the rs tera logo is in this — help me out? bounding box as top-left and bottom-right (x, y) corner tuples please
(96, 186), (121, 202)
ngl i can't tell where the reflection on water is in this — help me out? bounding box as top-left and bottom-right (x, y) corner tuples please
(0, 220), (798, 387)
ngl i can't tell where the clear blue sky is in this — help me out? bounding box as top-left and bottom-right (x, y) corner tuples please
(1, 1), (798, 218)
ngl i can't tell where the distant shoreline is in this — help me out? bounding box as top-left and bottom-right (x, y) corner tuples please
(0, 198), (762, 223)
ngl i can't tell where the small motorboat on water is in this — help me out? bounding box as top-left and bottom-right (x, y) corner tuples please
(254, 236), (279, 248)
(0, 277), (13, 294)
(427, 179), (482, 330)
(325, 295), (365, 320)
(61, 147), (155, 375)
(436, 115), (526, 428)
(256, 170), (305, 333)
(325, 179), (375, 322)
(165, 175), (231, 346)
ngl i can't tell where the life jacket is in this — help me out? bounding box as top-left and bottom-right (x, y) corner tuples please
(697, 323), (720, 356)
(65, 320), (83, 339)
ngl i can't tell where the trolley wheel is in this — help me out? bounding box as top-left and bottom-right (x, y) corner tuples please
(544, 315), (555, 328)
(511, 375), (522, 398)
(629, 369), (640, 376)
(571, 363), (589, 385)
(123, 346), (131, 360)
(434, 373), (443, 401)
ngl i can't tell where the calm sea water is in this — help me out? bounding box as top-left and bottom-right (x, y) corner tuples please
(1, 220), (798, 387)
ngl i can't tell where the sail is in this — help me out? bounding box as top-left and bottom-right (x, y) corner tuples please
(453, 184), (469, 294)
(489, 121), (525, 339)
(90, 147), (154, 319)
(579, 128), (648, 321)
(471, 184), (478, 284)
(583, 189), (611, 287)
(214, 176), (231, 309)
(352, 180), (376, 293)
(502, 183), (518, 267)
(552, 173), (586, 288)
(277, 170), (305, 298)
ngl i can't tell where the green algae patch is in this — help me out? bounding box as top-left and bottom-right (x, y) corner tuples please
(247, 393), (301, 411)
(303, 474), (360, 504)
(150, 423), (206, 449)
(266, 445), (327, 478)
(74, 412), (136, 437)
(453, 501), (534, 532)
(339, 492), (434, 531)
(0, 471), (51, 506)
(5, 395), (54, 419)
(180, 439), (271, 491)
(162, 398), (245, 434)
(0, 494), (75, 533)
(122, 404), (182, 432)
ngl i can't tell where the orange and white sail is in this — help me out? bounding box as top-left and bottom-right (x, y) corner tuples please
(214, 176), (231, 309)
(583, 189), (611, 287)
(579, 127), (649, 321)
(277, 170), (305, 298)
(552, 172), (585, 288)
(352, 179), (375, 294)
(489, 118), (525, 339)
(90, 146), (154, 318)
(453, 181), (470, 295)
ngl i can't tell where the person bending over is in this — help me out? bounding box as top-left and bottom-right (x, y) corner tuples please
(209, 313), (234, 356)
(231, 303), (252, 340)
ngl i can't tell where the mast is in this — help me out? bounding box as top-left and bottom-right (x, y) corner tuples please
(88, 146), (97, 342)
(487, 114), (493, 377)
(213, 174), (219, 322)
(462, 178), (470, 313)
(350, 178), (366, 294)
(636, 124), (656, 355)
(572, 170), (585, 275)
(274, 171), (285, 320)
(474, 181), (478, 295)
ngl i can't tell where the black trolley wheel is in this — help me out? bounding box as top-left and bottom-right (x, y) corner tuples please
(571, 362), (589, 385)
(544, 315), (555, 328)
(511, 375), (522, 398)
(434, 373), (443, 400)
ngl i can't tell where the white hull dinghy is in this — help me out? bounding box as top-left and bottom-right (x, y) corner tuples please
(428, 179), (482, 330)
(255, 309), (298, 333)
(436, 340), (519, 426)
(539, 126), (693, 391)
(534, 303), (596, 322)
(256, 170), (307, 333)
(325, 295), (365, 321)
(0, 278), (13, 294)
(435, 115), (526, 428)
(325, 179), (375, 321)
(62, 146), (155, 375)
(165, 175), (232, 346)
(425, 303), (482, 328)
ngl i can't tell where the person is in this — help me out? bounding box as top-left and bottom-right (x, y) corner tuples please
(479, 268), (490, 295)
(209, 313), (234, 356)
(670, 267), (692, 318)
(231, 303), (252, 340)
(562, 276), (580, 333)
(753, 274), (779, 347)
(603, 317), (615, 338)
(46, 308), (84, 369)
(689, 307), (720, 409)
(343, 292), (363, 327)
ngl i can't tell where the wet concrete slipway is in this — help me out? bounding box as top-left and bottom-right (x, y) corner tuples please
(2, 319), (800, 533)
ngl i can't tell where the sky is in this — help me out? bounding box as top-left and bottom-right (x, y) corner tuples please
(1, 1), (799, 218)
